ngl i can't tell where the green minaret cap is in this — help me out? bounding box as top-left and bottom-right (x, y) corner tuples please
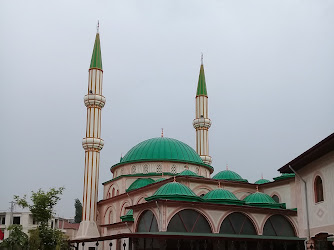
(196, 63), (207, 96)
(90, 32), (102, 70)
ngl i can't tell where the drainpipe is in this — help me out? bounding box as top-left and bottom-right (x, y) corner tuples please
(288, 165), (311, 240)
(125, 222), (132, 233)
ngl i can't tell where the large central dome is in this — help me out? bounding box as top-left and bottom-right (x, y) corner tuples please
(119, 137), (205, 166)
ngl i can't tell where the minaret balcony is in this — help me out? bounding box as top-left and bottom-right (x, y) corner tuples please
(193, 118), (211, 129)
(84, 94), (106, 108)
(82, 138), (104, 151)
(200, 155), (212, 165)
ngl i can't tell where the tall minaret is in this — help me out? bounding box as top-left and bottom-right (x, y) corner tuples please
(77, 25), (105, 239)
(193, 55), (212, 165)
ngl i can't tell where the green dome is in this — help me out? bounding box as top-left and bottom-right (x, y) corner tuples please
(202, 189), (243, 205)
(120, 209), (134, 222)
(254, 179), (270, 184)
(178, 169), (200, 177)
(155, 178), (166, 182)
(112, 137), (213, 171)
(212, 170), (248, 182)
(243, 192), (285, 209)
(126, 178), (155, 192)
(145, 182), (201, 202)
(273, 173), (295, 181)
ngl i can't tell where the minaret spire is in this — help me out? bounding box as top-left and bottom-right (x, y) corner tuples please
(77, 27), (106, 239)
(193, 55), (212, 165)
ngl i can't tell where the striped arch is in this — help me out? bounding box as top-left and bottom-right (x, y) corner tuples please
(120, 200), (131, 217)
(103, 205), (116, 225)
(136, 196), (146, 204)
(233, 189), (253, 200)
(106, 182), (120, 198)
(192, 185), (213, 196)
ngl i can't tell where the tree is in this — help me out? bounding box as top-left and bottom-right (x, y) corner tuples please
(14, 187), (69, 250)
(74, 199), (82, 223)
(0, 224), (28, 249)
(14, 187), (65, 226)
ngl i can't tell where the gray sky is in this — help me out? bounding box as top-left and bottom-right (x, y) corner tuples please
(1, 0), (333, 218)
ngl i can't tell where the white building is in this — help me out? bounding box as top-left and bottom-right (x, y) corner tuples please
(0, 211), (37, 241)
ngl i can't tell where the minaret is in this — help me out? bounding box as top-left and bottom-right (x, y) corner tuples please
(193, 55), (212, 165)
(77, 25), (105, 239)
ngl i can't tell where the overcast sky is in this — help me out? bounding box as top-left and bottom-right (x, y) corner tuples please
(1, 0), (333, 218)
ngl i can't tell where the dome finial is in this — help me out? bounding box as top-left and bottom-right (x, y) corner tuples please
(226, 164), (228, 170)
(261, 173), (263, 179)
(173, 176), (176, 182)
(97, 20), (100, 33)
(256, 185), (259, 192)
(218, 182), (221, 188)
(201, 52), (204, 65)
(161, 128), (164, 137)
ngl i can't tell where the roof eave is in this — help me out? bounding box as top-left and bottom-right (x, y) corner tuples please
(278, 133), (334, 173)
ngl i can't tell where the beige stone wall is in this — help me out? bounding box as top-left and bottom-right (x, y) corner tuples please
(294, 151), (334, 238)
(261, 180), (296, 209)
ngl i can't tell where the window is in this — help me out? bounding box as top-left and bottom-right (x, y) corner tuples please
(314, 176), (324, 203)
(137, 210), (158, 232)
(171, 165), (176, 174)
(0, 216), (5, 225)
(109, 211), (113, 224)
(143, 165), (148, 174)
(220, 212), (256, 235)
(156, 165), (162, 173)
(167, 209), (211, 233)
(131, 166), (136, 174)
(272, 195), (280, 203)
(263, 215), (295, 237)
(13, 216), (20, 225)
(196, 166), (200, 175)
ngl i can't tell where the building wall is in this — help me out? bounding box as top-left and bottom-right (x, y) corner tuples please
(111, 162), (211, 181)
(0, 212), (37, 241)
(261, 179), (296, 209)
(294, 151), (334, 238)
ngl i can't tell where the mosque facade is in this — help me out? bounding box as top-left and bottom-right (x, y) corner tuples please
(72, 30), (334, 250)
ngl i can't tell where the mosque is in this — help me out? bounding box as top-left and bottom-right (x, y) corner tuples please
(71, 29), (334, 250)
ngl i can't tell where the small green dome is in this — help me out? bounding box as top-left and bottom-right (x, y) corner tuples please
(155, 178), (166, 182)
(212, 170), (248, 182)
(145, 182), (201, 202)
(112, 137), (213, 171)
(126, 178), (155, 192)
(273, 173), (295, 181)
(243, 192), (285, 209)
(202, 189), (243, 205)
(120, 209), (134, 222)
(178, 169), (200, 177)
(254, 179), (270, 184)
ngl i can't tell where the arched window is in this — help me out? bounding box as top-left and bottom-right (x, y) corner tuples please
(314, 176), (324, 203)
(263, 215), (295, 237)
(167, 209), (211, 233)
(112, 188), (115, 197)
(137, 210), (158, 232)
(272, 194), (280, 203)
(220, 212), (257, 235)
(109, 210), (113, 224)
